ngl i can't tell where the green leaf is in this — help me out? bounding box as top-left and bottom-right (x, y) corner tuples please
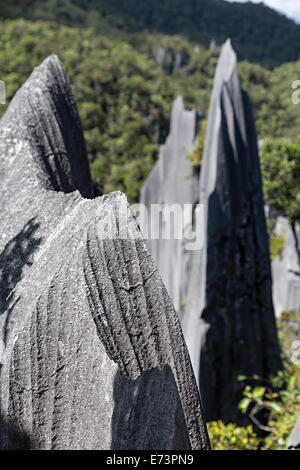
(237, 374), (246, 381)
(252, 386), (266, 400)
(268, 402), (283, 413)
(239, 397), (251, 413)
(288, 375), (296, 392)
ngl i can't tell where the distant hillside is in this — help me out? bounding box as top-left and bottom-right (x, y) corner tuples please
(1, 18), (300, 202)
(0, 0), (300, 65)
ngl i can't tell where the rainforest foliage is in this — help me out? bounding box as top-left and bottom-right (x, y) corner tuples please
(261, 138), (300, 261)
(208, 310), (300, 450)
(1, 0), (300, 65)
(1, 19), (300, 201)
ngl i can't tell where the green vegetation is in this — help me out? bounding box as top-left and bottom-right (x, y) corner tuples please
(1, 0), (300, 65)
(209, 373), (300, 450)
(208, 310), (300, 450)
(269, 230), (286, 262)
(0, 21), (184, 202)
(0, 19), (219, 202)
(207, 421), (260, 450)
(261, 138), (300, 261)
(2, 18), (300, 202)
(187, 118), (207, 168)
(238, 371), (300, 449)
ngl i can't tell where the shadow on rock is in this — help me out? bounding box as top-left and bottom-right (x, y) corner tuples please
(0, 217), (42, 365)
(0, 413), (36, 449)
(111, 364), (190, 450)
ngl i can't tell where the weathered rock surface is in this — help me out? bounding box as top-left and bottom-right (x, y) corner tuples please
(140, 96), (200, 315)
(141, 40), (282, 424)
(287, 414), (300, 449)
(183, 39), (282, 422)
(271, 217), (300, 318)
(0, 55), (209, 450)
(153, 47), (190, 75)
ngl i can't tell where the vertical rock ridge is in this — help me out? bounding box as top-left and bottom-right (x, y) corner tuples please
(140, 96), (200, 314)
(140, 40), (281, 425)
(183, 39), (281, 423)
(0, 54), (94, 198)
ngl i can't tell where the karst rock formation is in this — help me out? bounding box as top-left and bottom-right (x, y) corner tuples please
(0, 55), (210, 450)
(271, 217), (300, 318)
(183, 39), (282, 423)
(140, 96), (200, 315)
(140, 40), (282, 423)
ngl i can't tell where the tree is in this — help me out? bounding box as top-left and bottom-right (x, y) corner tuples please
(261, 138), (300, 262)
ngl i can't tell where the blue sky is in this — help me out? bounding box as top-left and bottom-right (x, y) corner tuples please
(225, 0), (300, 23)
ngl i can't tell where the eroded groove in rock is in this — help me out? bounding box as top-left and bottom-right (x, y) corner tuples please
(0, 54), (94, 198)
(0, 55), (209, 449)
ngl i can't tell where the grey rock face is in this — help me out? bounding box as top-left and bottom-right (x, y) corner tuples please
(153, 47), (189, 75)
(271, 217), (300, 318)
(141, 40), (282, 424)
(287, 415), (300, 449)
(183, 39), (281, 423)
(140, 96), (200, 315)
(0, 55), (209, 450)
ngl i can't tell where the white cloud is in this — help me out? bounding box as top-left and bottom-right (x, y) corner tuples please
(225, 0), (300, 23)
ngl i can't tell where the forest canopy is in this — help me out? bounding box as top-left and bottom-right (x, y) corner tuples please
(1, 0), (300, 65)
(1, 18), (300, 201)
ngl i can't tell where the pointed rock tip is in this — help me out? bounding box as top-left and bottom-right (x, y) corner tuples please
(173, 95), (184, 108)
(223, 38), (234, 53)
(171, 95), (185, 115)
(216, 38), (237, 83)
(37, 53), (63, 69)
(31, 54), (65, 80)
(169, 95), (185, 134)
